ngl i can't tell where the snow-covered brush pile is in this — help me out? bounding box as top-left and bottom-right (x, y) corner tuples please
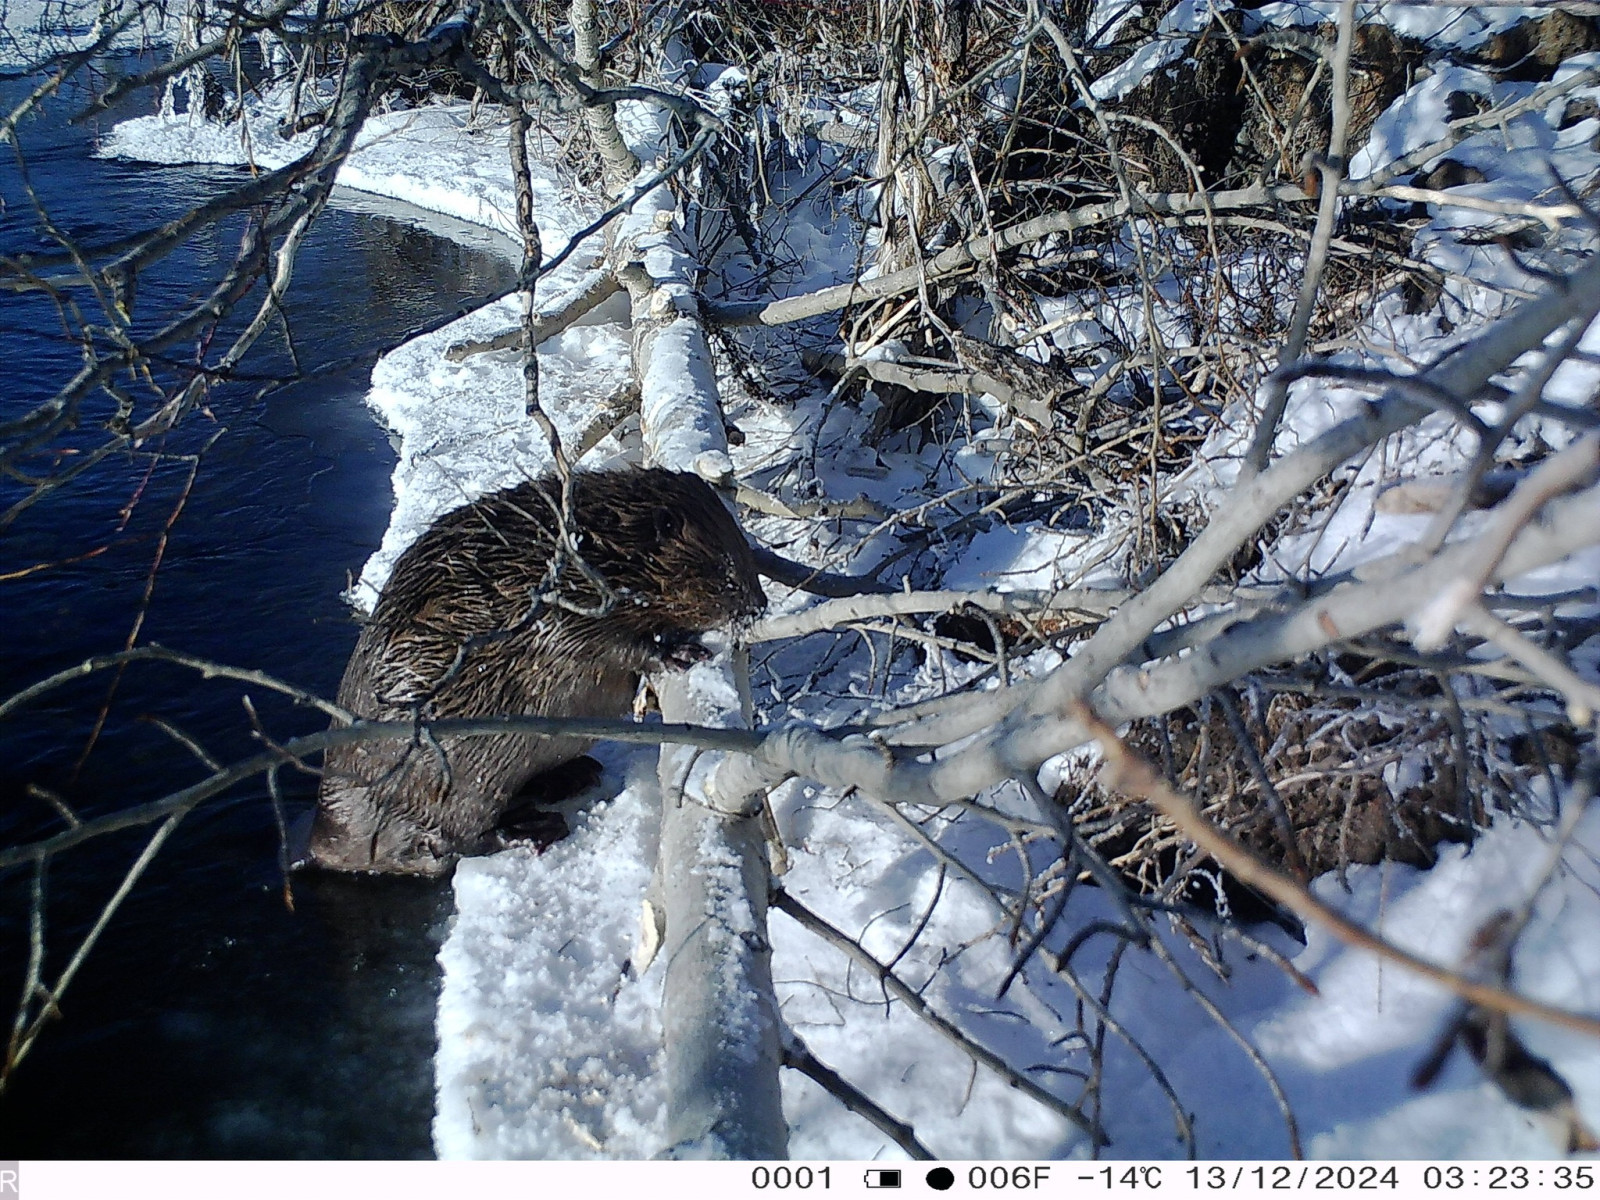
(671, 0), (1600, 925)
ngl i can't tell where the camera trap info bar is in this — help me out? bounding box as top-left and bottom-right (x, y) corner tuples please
(9, 1159), (1578, 1198)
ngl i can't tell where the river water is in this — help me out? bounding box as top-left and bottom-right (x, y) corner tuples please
(0, 65), (518, 1157)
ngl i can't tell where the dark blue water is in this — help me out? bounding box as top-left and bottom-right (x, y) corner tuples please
(0, 64), (518, 1156)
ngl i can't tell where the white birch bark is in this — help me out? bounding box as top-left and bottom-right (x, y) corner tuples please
(613, 172), (787, 1158)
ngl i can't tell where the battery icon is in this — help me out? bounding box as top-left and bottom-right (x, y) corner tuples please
(864, 1169), (903, 1188)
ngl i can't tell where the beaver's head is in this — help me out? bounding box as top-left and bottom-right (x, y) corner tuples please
(568, 468), (766, 632)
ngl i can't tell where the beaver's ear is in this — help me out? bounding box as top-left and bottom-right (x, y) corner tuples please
(654, 505), (682, 541)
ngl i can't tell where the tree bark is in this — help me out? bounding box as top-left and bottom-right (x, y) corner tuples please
(571, 0), (640, 196)
(614, 161), (787, 1158)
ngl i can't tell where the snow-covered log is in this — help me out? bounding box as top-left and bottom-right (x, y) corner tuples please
(615, 175), (787, 1158)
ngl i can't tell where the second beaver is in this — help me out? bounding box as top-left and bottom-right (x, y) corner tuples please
(307, 468), (766, 876)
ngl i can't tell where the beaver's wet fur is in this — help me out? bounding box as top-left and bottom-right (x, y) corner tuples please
(307, 468), (766, 876)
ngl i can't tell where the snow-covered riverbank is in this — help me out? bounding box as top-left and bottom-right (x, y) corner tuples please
(100, 47), (1600, 1160)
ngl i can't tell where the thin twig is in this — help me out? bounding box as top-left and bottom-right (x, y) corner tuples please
(771, 887), (1105, 1144)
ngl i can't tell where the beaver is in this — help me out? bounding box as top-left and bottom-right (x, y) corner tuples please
(306, 467), (766, 876)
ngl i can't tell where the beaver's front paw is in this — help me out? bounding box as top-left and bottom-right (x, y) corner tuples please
(486, 809), (571, 853)
(655, 632), (714, 669)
